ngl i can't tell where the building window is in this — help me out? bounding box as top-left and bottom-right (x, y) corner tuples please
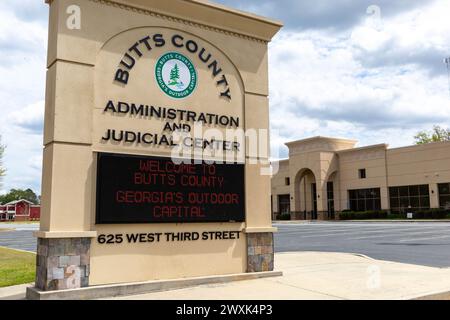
(348, 188), (381, 211)
(285, 177), (290, 186)
(438, 183), (450, 209)
(359, 169), (366, 179)
(389, 185), (430, 213)
(278, 194), (291, 214)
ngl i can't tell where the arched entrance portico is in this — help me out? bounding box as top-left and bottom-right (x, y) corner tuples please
(280, 137), (356, 221)
(293, 168), (318, 220)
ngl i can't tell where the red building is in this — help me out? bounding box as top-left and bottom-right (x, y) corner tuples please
(0, 199), (41, 221)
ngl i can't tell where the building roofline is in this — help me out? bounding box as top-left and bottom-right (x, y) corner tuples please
(337, 143), (388, 154)
(4, 199), (35, 206)
(387, 140), (450, 152)
(270, 158), (289, 163)
(45, 0), (283, 42)
(185, 0), (284, 28)
(337, 139), (450, 154)
(285, 136), (358, 147)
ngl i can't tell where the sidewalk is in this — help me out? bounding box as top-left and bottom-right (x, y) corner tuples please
(2, 252), (450, 300)
(105, 252), (450, 300)
(0, 283), (32, 300)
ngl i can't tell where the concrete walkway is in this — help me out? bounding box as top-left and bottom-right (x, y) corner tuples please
(2, 252), (450, 300)
(0, 283), (32, 300)
(106, 252), (450, 300)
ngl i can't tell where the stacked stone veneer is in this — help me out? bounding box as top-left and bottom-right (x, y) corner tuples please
(246, 233), (274, 272)
(36, 238), (91, 291)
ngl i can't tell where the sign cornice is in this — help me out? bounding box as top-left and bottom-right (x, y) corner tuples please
(87, 0), (281, 43)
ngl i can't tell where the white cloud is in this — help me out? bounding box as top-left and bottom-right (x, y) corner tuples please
(7, 101), (45, 133)
(268, 0), (450, 159)
(0, 0), (449, 191)
(0, 4), (47, 195)
(351, 0), (450, 74)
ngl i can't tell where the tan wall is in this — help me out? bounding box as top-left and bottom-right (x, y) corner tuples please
(271, 160), (290, 214)
(90, 223), (246, 285)
(288, 152), (321, 212)
(387, 142), (450, 208)
(338, 147), (388, 210)
(297, 173), (315, 213)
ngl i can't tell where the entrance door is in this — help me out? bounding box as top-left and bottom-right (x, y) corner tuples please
(278, 195), (291, 215)
(311, 183), (318, 220)
(327, 181), (335, 219)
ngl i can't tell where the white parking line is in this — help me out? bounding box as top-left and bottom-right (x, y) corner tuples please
(275, 223), (450, 228)
(278, 222), (450, 228)
(276, 225), (450, 232)
(278, 228), (376, 235)
(348, 229), (450, 240)
(281, 226), (450, 239)
(277, 225), (429, 234)
(399, 235), (450, 242)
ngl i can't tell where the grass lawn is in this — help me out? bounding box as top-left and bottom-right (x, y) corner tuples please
(0, 247), (35, 288)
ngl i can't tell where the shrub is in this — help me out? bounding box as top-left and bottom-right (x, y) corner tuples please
(339, 210), (388, 220)
(413, 209), (449, 219)
(341, 209), (450, 220)
(387, 213), (406, 219)
(276, 213), (291, 221)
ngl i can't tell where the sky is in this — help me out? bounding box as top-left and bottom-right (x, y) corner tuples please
(0, 0), (450, 196)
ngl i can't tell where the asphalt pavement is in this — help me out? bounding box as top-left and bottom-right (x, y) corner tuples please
(274, 222), (450, 268)
(1, 221), (450, 268)
(0, 222), (38, 252)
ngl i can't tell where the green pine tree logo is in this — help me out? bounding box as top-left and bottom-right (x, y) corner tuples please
(155, 52), (197, 99)
(168, 63), (180, 86)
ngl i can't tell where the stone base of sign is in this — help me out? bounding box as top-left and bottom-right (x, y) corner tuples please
(246, 232), (274, 273)
(26, 270), (283, 300)
(35, 237), (91, 291)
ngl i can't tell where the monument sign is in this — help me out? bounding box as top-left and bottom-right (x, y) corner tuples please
(29, 0), (282, 296)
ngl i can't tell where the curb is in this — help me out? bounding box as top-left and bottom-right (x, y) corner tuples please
(345, 220), (450, 223)
(273, 220), (450, 223)
(0, 246), (36, 255)
(349, 253), (377, 261)
(0, 283), (33, 300)
(410, 289), (450, 300)
(26, 271), (283, 300)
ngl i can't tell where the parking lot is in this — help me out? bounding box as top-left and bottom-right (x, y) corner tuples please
(274, 222), (450, 268)
(1, 221), (450, 268)
(0, 223), (38, 252)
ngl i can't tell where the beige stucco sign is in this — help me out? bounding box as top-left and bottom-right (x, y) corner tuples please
(31, 0), (282, 293)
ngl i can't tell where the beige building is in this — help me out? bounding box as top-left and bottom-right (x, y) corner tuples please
(271, 136), (450, 220)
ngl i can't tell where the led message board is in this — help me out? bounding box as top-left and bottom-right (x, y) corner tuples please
(96, 153), (245, 224)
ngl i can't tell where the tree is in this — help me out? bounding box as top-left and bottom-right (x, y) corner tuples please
(169, 64), (180, 85)
(0, 135), (5, 187)
(0, 188), (40, 205)
(414, 125), (450, 145)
